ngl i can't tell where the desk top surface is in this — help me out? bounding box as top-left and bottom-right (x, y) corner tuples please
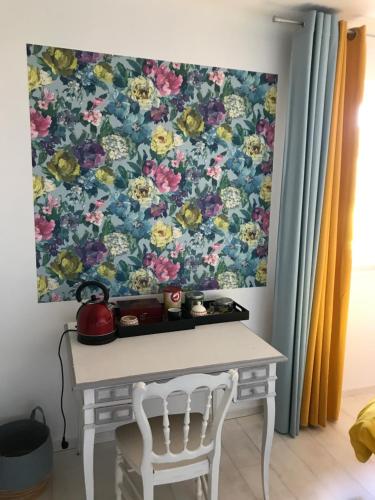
(66, 321), (286, 388)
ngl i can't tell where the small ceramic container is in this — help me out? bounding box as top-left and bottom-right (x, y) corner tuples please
(168, 308), (182, 321)
(120, 315), (139, 326)
(190, 301), (207, 317)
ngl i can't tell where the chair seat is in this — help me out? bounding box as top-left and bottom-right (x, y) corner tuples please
(116, 413), (212, 472)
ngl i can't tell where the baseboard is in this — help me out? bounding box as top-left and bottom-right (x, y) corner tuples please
(53, 430), (116, 453)
(227, 400), (263, 419)
(342, 385), (375, 397)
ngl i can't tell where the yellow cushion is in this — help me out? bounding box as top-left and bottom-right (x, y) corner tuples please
(115, 413), (212, 472)
(349, 398), (375, 463)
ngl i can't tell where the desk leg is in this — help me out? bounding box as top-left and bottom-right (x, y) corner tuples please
(261, 396), (275, 500)
(76, 397), (83, 456)
(83, 426), (95, 500)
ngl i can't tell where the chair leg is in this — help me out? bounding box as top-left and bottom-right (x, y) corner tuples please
(196, 476), (203, 499)
(115, 448), (124, 500)
(201, 475), (208, 500)
(142, 476), (154, 500)
(208, 458), (220, 500)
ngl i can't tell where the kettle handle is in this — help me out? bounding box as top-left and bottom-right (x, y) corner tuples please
(76, 280), (110, 303)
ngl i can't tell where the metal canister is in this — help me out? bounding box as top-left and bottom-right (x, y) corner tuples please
(213, 297), (234, 313)
(185, 291), (204, 312)
(163, 286), (182, 311)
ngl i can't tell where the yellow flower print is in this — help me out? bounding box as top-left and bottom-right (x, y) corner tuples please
(214, 215), (229, 231)
(239, 222), (261, 248)
(176, 202), (202, 229)
(256, 259), (267, 285)
(151, 126), (174, 156)
(128, 76), (158, 109)
(97, 263), (116, 280)
(128, 177), (156, 206)
(93, 62), (113, 83)
(33, 176), (45, 200)
(264, 86), (277, 115)
(47, 150), (80, 183)
(151, 220), (174, 248)
(28, 66), (52, 91)
(37, 276), (49, 296)
(42, 48), (78, 77)
(177, 107), (204, 137)
(96, 167), (115, 185)
(50, 250), (83, 280)
(217, 124), (232, 142)
(260, 176), (272, 204)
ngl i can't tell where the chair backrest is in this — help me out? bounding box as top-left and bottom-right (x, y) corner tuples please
(132, 370), (238, 469)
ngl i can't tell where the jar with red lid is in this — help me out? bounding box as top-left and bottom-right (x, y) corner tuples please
(163, 286), (182, 311)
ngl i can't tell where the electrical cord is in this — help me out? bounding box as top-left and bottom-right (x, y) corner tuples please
(58, 329), (77, 450)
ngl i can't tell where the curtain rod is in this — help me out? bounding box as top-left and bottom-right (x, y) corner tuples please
(272, 16), (375, 38)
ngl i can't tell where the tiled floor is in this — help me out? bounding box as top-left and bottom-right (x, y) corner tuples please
(41, 389), (375, 499)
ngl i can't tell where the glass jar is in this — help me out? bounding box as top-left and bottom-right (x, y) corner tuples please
(185, 291), (204, 312)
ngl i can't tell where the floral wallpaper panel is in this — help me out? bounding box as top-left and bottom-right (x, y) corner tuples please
(27, 44), (277, 302)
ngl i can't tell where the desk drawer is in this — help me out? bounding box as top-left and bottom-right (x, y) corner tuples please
(95, 403), (133, 425)
(95, 384), (132, 404)
(238, 365), (268, 383)
(237, 382), (268, 400)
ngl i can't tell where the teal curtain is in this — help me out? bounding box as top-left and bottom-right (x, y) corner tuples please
(271, 10), (338, 437)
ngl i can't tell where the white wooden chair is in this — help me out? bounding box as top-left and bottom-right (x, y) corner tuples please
(115, 369), (238, 500)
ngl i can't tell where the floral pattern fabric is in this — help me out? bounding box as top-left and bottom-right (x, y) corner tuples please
(27, 44), (277, 302)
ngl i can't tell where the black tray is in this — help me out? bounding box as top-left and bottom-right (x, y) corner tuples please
(116, 315), (195, 338)
(116, 299), (249, 338)
(182, 300), (249, 325)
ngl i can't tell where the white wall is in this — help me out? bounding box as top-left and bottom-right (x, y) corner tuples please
(342, 32), (375, 393)
(0, 0), (292, 445)
(343, 269), (375, 392)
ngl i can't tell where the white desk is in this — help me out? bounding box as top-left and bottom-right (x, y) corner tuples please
(66, 321), (286, 500)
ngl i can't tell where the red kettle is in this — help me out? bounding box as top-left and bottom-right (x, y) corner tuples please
(76, 281), (117, 345)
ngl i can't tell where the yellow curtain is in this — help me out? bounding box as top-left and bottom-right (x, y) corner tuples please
(300, 22), (366, 427)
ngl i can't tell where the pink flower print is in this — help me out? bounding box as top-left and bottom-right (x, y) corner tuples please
(144, 253), (180, 282)
(42, 194), (60, 215)
(206, 164), (222, 180)
(208, 70), (225, 86)
(143, 252), (158, 267)
(171, 151), (185, 168)
(214, 154), (224, 165)
(261, 211), (270, 233)
(203, 254), (219, 266)
(143, 59), (158, 76)
(154, 164), (182, 193)
(85, 210), (104, 226)
(30, 108), (52, 139)
(176, 150), (185, 162)
(82, 109), (102, 127)
(170, 242), (184, 259)
(95, 199), (105, 208)
(35, 214), (55, 242)
(143, 160), (157, 177)
(51, 293), (62, 302)
(38, 89), (55, 110)
(256, 119), (275, 147)
(172, 63), (181, 69)
(154, 256), (180, 282)
(211, 242), (222, 253)
(92, 98), (104, 107)
(155, 65), (183, 96)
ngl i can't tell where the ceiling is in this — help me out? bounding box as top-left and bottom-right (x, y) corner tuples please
(215, 0), (375, 21)
(270, 0), (375, 19)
